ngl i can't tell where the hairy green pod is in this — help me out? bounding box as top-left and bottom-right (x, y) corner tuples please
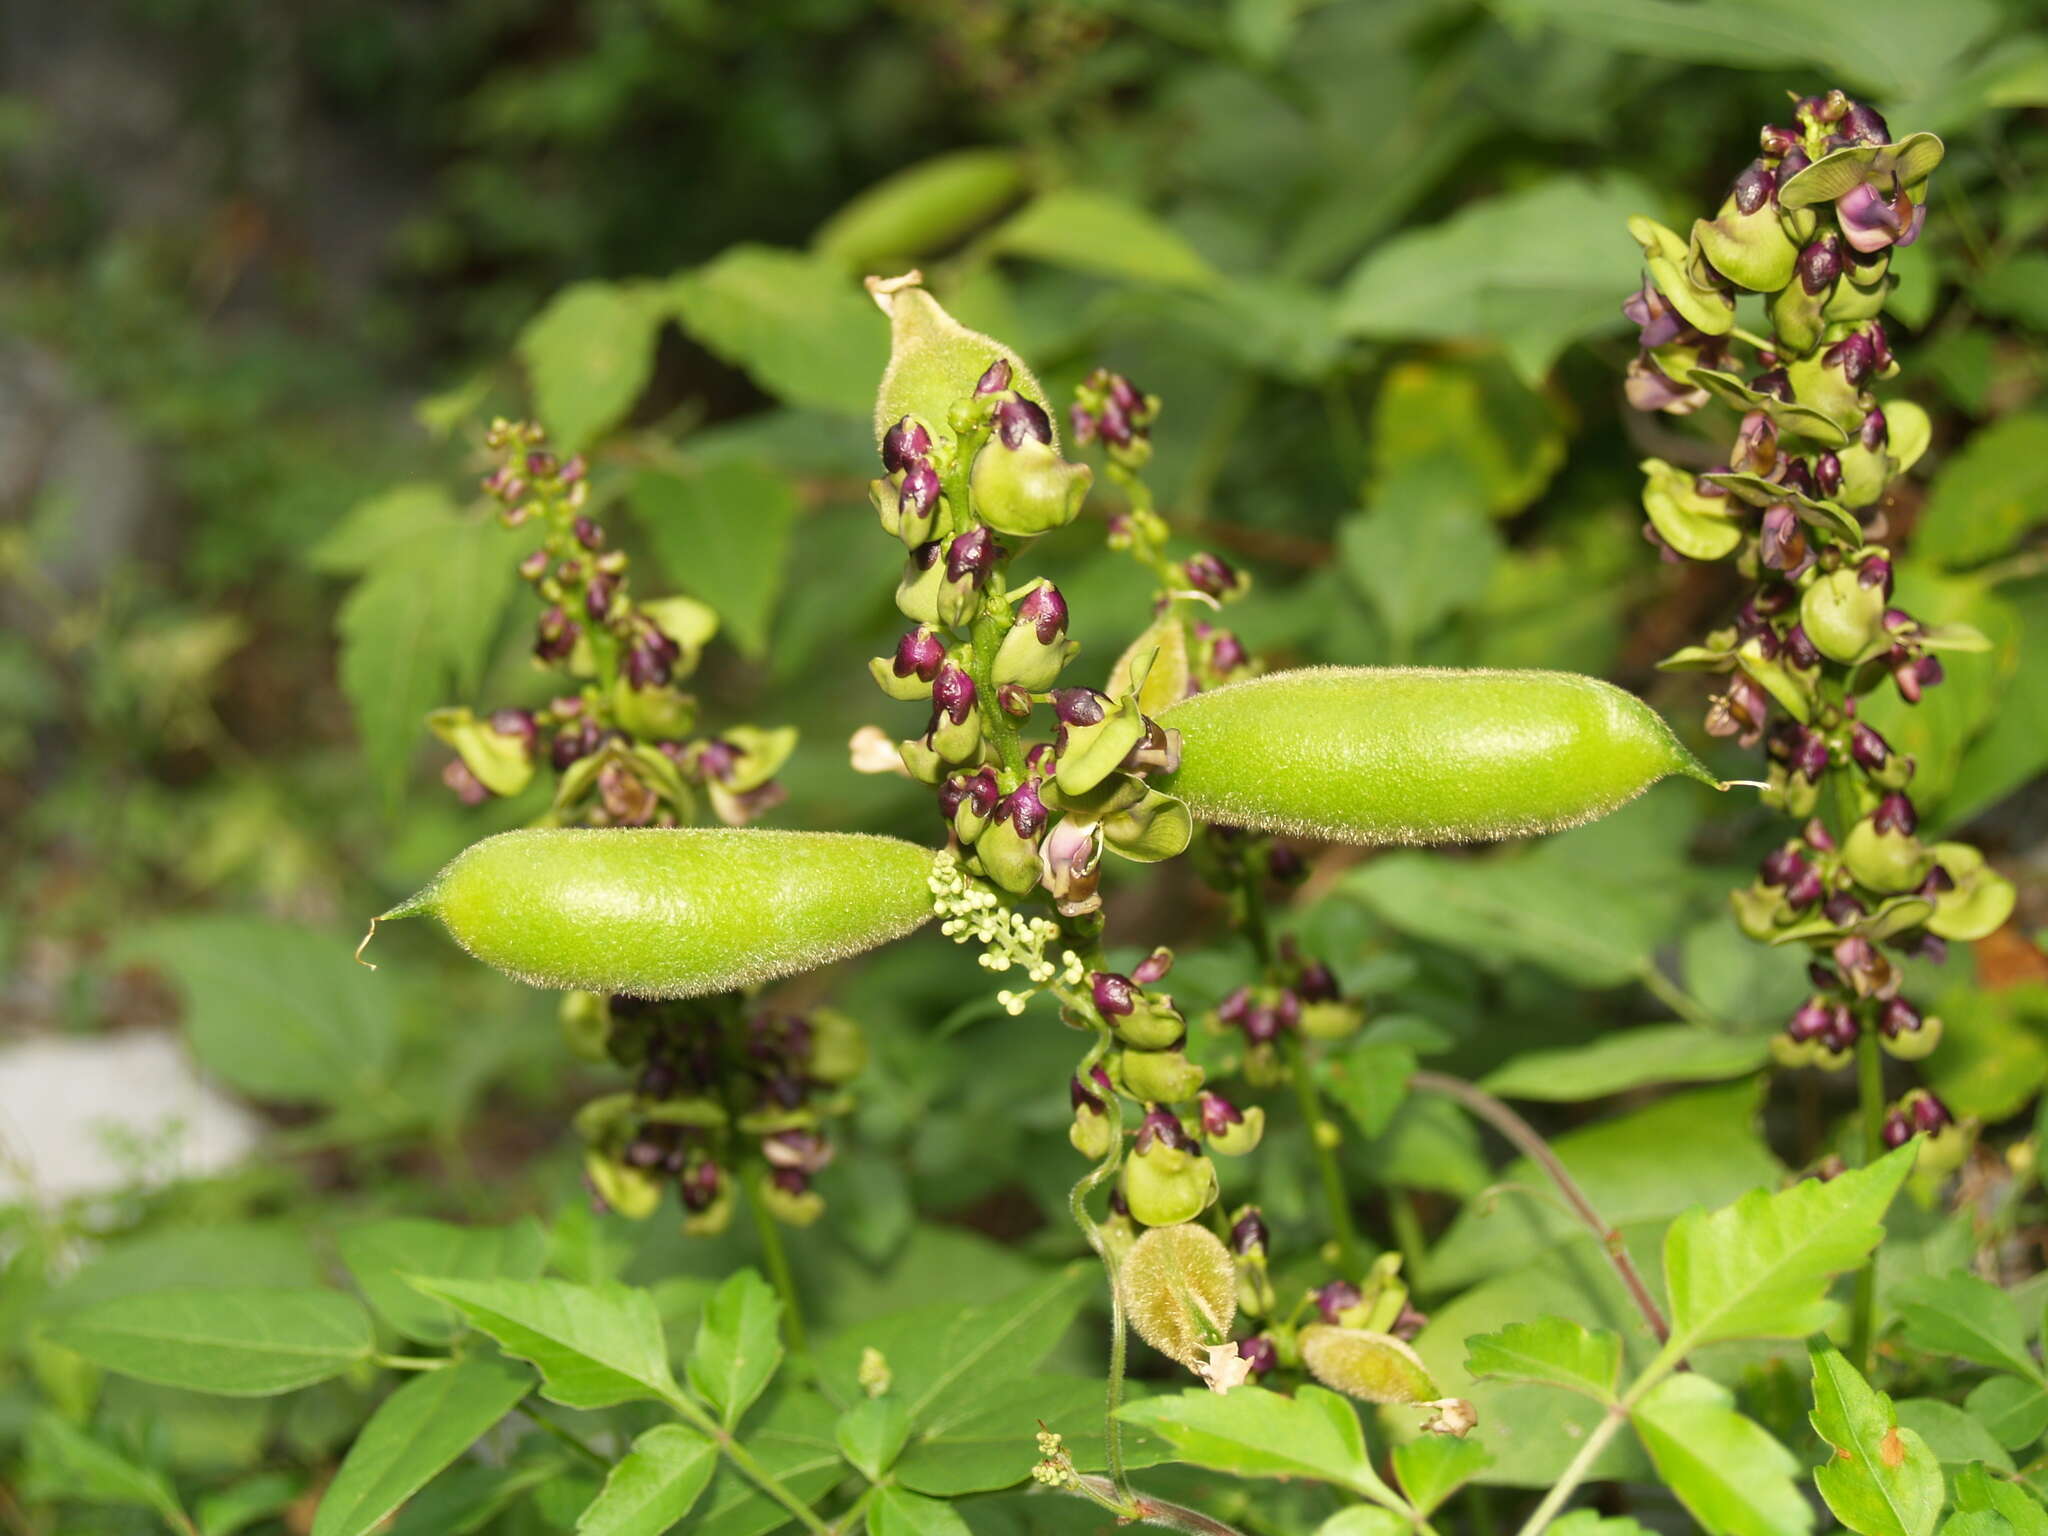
(868, 277), (1057, 452)
(1157, 667), (1716, 846)
(373, 828), (935, 999)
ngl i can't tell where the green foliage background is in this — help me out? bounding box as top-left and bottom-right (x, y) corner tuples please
(5, 0), (2048, 1531)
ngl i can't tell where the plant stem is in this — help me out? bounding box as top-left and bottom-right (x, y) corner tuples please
(1636, 962), (1721, 1029)
(749, 1173), (809, 1357)
(1390, 1189), (1429, 1294)
(1287, 1031), (1364, 1273)
(828, 1485), (876, 1536)
(1411, 1072), (1670, 1345)
(517, 1405), (610, 1468)
(1511, 1404), (1630, 1536)
(663, 1390), (834, 1536)
(1850, 1029), (1886, 1373)
(374, 1352), (451, 1372)
(1068, 1022), (1133, 1498)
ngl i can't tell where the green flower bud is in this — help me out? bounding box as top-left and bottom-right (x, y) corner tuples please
(1120, 1223), (1237, 1368)
(1732, 881), (1792, 941)
(1120, 1048), (1206, 1104)
(1842, 816), (1932, 895)
(428, 707), (535, 798)
(970, 435), (1092, 538)
(1299, 1001), (1363, 1041)
(1070, 1101), (1114, 1161)
(585, 1151), (663, 1221)
(1298, 1325), (1439, 1405)
(805, 1009), (868, 1084)
(975, 815), (1045, 896)
(559, 991), (612, 1063)
(897, 734), (945, 786)
(1800, 567), (1890, 664)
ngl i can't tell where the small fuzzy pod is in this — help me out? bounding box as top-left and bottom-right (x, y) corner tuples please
(1157, 667), (1717, 847)
(376, 828), (936, 999)
(867, 277), (1058, 452)
(1120, 1222), (1237, 1367)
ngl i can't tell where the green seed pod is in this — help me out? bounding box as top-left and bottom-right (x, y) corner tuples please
(372, 828), (935, 999)
(1800, 569), (1890, 665)
(869, 277), (1057, 455)
(1297, 1325), (1439, 1405)
(1119, 1222), (1237, 1367)
(1156, 667), (1716, 846)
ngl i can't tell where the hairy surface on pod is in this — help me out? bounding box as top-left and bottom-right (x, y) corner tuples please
(1158, 667), (1714, 846)
(381, 828), (936, 999)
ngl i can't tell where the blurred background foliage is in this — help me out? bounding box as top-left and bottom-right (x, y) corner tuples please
(5, 0), (2048, 1528)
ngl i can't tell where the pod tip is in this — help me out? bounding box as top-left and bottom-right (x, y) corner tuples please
(1716, 778), (1772, 794)
(354, 918), (380, 971)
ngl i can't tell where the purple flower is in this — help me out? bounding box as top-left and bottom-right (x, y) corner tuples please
(993, 397), (1053, 450)
(1091, 971), (1136, 1017)
(976, 358), (1012, 395)
(882, 417), (933, 473)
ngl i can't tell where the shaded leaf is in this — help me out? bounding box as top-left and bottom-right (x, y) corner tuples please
(518, 282), (666, 453)
(1464, 1316), (1621, 1403)
(23, 1411), (188, 1526)
(574, 1424), (717, 1536)
(990, 188), (1216, 289)
(669, 246), (885, 418)
(1115, 1385), (1400, 1504)
(1895, 1271), (2041, 1381)
(688, 1270), (784, 1430)
(338, 1217), (547, 1346)
(635, 462), (798, 658)
(1481, 1025), (1770, 1102)
(1338, 460), (1502, 656)
(1631, 1373), (1811, 1536)
(52, 1287), (374, 1397)
(1914, 414), (2048, 571)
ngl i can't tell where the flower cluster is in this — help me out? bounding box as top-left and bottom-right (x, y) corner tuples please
(564, 989), (868, 1233)
(1620, 92), (2013, 1169)
(434, 419), (795, 828)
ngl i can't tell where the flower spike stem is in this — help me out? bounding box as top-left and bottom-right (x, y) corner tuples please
(749, 1173), (810, 1357)
(1411, 1071), (1670, 1345)
(1849, 1030), (1886, 1372)
(1068, 1022), (1133, 1499)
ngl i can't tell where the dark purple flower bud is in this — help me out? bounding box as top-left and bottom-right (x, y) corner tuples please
(1217, 986), (1251, 1025)
(894, 626), (947, 681)
(1135, 1108), (1193, 1153)
(1267, 844), (1305, 883)
(882, 417), (933, 473)
(567, 516), (602, 552)
(680, 1159), (722, 1211)
(1792, 727), (1831, 782)
(1068, 404), (1098, 444)
(1856, 557), (1893, 598)
(963, 766), (1000, 818)
(1841, 102), (1890, 144)
(490, 708), (539, 752)
(1873, 791), (1917, 836)
(624, 638), (669, 688)
(1900, 930), (1949, 964)
(1859, 406), (1889, 452)
(1759, 505), (1807, 572)
(1237, 1335), (1278, 1376)
(1199, 1092), (1245, 1138)
(1867, 320), (1894, 374)
(1779, 147), (1812, 179)
(1911, 1092), (1952, 1135)
(1097, 400), (1134, 448)
(976, 358), (1012, 395)
(1834, 938), (1878, 988)
(1230, 1208), (1269, 1256)
(1761, 845), (1809, 887)
(1184, 552), (1239, 598)
(900, 463), (943, 521)
(1825, 330), (1876, 386)
(1797, 234), (1842, 295)
(1783, 622), (1822, 670)
(637, 1058), (678, 1098)
(946, 525), (1003, 584)
(1017, 582), (1069, 643)
(1804, 817), (1837, 853)
(1108, 1186), (1129, 1218)
(1824, 894), (1867, 929)
(1052, 688), (1108, 726)
(1297, 960), (1340, 1003)
(1753, 582), (1797, 616)
(1024, 742), (1057, 776)
(519, 548), (550, 581)
(769, 1168), (810, 1199)
(1134, 949), (1174, 985)
(1914, 654), (1945, 693)
(1753, 368), (1793, 401)
(1881, 1107), (1913, 1150)
(523, 450), (557, 479)
(1786, 866), (1826, 910)
(1878, 997), (1922, 1038)
(584, 574), (617, 623)
(1814, 452), (1843, 497)
(1850, 723), (1890, 771)
(1779, 459), (1818, 500)
(1760, 123), (1799, 156)
(1787, 997), (1832, 1043)
(937, 775), (968, 821)
(1733, 159), (1776, 215)
(1091, 971), (1136, 1017)
(1108, 375), (1145, 418)
(997, 683), (1032, 717)
(998, 779), (1048, 838)
(1315, 1281), (1363, 1325)
(1209, 631), (1249, 673)
(1918, 863), (1957, 896)
(1821, 1005), (1861, 1052)
(534, 606), (580, 663)
(931, 663), (977, 726)
(1622, 283), (1686, 349)
(993, 397), (1053, 450)
(1242, 1005), (1281, 1045)
(550, 723), (592, 772)
(1732, 411), (1778, 475)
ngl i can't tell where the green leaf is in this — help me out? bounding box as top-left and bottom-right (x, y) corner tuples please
(1391, 1434), (1492, 1515)
(1319, 1039), (1417, 1140)
(1943, 588), (2048, 828)
(1631, 1373), (1811, 1536)
(311, 1357), (533, 1536)
(574, 1424), (717, 1536)
(1337, 175), (1656, 382)
(385, 1456), (566, 1536)
(989, 188), (1216, 289)
(118, 918), (397, 1106)
(1896, 1272), (2042, 1381)
(51, 1287), (374, 1396)
(1370, 355), (1567, 519)
(892, 1375), (1169, 1496)
(517, 281), (666, 453)
(814, 1267), (1091, 1430)
(813, 149), (1028, 272)
(834, 1396), (911, 1482)
(669, 245), (886, 418)
(635, 462), (798, 657)
(1894, 1400), (2014, 1474)
(1463, 1316), (1621, 1403)
(1914, 413), (2048, 570)
(1966, 1375), (2048, 1452)
(1549, 1517), (1657, 1536)
(411, 1277), (678, 1410)
(1115, 1385), (1400, 1505)
(1316, 1512), (1410, 1536)
(1956, 1462), (2048, 1534)
(1923, 984), (2048, 1123)
(869, 1486), (971, 1536)
(1809, 1341), (1943, 1536)
(311, 484), (455, 575)
(339, 1218), (548, 1346)
(1480, 1025), (1771, 1102)
(332, 503), (523, 805)
(23, 1411), (188, 1526)
(197, 1471), (305, 1536)
(687, 1270), (784, 1430)
(1339, 459), (1502, 655)
(694, 1391), (845, 1536)
(1663, 1145), (1913, 1350)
